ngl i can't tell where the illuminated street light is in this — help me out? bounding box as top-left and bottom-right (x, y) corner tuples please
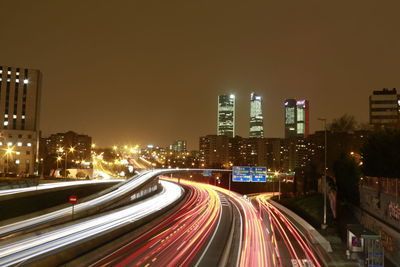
(55, 156), (62, 175)
(64, 146), (75, 178)
(5, 147), (14, 174)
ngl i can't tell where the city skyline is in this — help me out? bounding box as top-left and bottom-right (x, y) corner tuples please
(1, 1), (399, 149)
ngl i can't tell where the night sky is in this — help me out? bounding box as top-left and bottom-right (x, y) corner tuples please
(1, 1), (399, 149)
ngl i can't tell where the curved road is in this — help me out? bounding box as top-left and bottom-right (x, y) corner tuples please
(90, 179), (235, 267)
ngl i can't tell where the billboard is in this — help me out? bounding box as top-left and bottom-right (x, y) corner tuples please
(232, 166), (267, 182)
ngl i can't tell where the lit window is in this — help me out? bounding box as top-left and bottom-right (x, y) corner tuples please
(7, 78), (10, 82)
(3, 121), (8, 126)
(27, 143), (32, 147)
(7, 142), (12, 146)
(17, 142), (22, 147)
(13, 115), (17, 119)
(7, 71), (11, 75)
(15, 159), (20, 164)
(22, 115), (25, 119)
(23, 79), (28, 84)
(0, 70), (2, 74)
(0, 78), (2, 82)
(16, 72), (19, 75)
(4, 114), (8, 118)
(16, 151), (20, 155)
(15, 79), (19, 83)
(0, 142), (2, 146)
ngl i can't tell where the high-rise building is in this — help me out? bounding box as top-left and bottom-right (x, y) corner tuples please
(284, 99), (309, 139)
(284, 99), (297, 139)
(0, 65), (41, 175)
(296, 100), (309, 137)
(217, 94), (235, 138)
(369, 88), (400, 129)
(249, 93), (264, 138)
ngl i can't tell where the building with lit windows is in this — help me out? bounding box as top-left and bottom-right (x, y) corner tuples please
(369, 88), (400, 129)
(0, 65), (41, 175)
(296, 100), (309, 137)
(249, 93), (264, 138)
(170, 140), (187, 153)
(284, 99), (297, 139)
(40, 131), (92, 163)
(284, 99), (309, 139)
(199, 135), (229, 168)
(217, 94), (235, 138)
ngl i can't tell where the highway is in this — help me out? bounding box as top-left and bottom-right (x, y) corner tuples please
(254, 193), (323, 267)
(0, 170), (162, 238)
(0, 180), (183, 267)
(0, 179), (123, 197)
(0, 171), (325, 267)
(90, 178), (235, 267)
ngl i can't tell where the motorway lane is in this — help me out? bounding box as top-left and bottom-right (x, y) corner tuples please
(0, 170), (161, 238)
(90, 179), (233, 267)
(0, 180), (183, 267)
(209, 186), (277, 267)
(255, 193), (323, 267)
(0, 180), (123, 197)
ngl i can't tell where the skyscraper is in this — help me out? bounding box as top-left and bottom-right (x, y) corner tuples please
(296, 100), (309, 137)
(284, 99), (309, 139)
(249, 93), (264, 138)
(0, 65), (41, 174)
(369, 88), (400, 129)
(284, 99), (297, 139)
(217, 94), (235, 138)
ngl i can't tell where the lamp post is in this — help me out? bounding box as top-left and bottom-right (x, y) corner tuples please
(318, 118), (328, 229)
(64, 147), (75, 178)
(56, 156), (61, 176)
(5, 147), (14, 174)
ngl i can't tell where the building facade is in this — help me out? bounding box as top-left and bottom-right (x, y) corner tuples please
(199, 135), (229, 168)
(249, 93), (264, 138)
(284, 99), (297, 139)
(170, 140), (187, 153)
(40, 131), (92, 170)
(0, 65), (41, 175)
(369, 88), (400, 129)
(217, 94), (235, 138)
(296, 100), (309, 137)
(284, 99), (309, 139)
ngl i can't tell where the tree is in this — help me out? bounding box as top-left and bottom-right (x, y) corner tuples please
(329, 114), (357, 133)
(333, 153), (361, 204)
(361, 129), (400, 178)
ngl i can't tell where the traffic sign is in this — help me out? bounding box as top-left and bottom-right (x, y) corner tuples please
(232, 166), (267, 182)
(232, 166), (252, 182)
(202, 170), (212, 177)
(251, 167), (267, 182)
(69, 195), (78, 204)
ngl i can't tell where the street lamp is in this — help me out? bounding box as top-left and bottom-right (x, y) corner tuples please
(56, 156), (62, 176)
(64, 147), (75, 178)
(5, 147), (14, 174)
(318, 117), (328, 229)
